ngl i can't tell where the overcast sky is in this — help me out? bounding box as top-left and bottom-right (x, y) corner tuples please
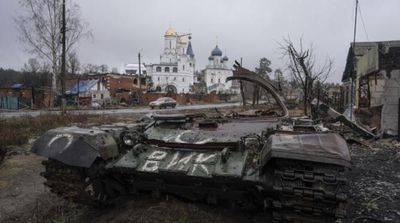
(1, 0), (399, 82)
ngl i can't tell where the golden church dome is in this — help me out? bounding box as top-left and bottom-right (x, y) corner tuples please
(164, 26), (177, 36)
(178, 36), (188, 44)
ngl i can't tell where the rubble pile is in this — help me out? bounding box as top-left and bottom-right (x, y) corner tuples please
(347, 140), (400, 222)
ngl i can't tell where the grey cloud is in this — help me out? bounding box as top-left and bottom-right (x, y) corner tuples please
(1, 0), (400, 82)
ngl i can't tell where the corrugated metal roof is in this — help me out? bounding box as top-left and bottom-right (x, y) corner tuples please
(66, 79), (98, 94)
(10, 83), (24, 88)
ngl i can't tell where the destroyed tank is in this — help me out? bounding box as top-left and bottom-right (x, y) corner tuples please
(32, 64), (351, 223)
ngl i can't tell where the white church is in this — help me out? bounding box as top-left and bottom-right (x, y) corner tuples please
(202, 45), (233, 93)
(146, 26), (196, 93)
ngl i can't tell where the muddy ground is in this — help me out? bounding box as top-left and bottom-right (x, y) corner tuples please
(0, 110), (399, 223)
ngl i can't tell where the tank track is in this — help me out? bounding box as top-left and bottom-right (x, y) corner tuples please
(272, 159), (348, 223)
(41, 159), (124, 205)
(41, 159), (348, 222)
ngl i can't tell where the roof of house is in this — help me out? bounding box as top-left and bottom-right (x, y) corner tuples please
(66, 79), (99, 94)
(342, 46), (354, 82)
(10, 83), (24, 88)
(342, 40), (400, 82)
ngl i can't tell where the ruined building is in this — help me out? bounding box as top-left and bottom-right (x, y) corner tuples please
(342, 40), (400, 134)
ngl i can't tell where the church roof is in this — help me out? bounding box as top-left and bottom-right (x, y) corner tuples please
(211, 45), (223, 56)
(165, 26), (177, 36)
(186, 36), (195, 58)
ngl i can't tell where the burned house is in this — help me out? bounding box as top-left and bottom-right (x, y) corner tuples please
(67, 79), (111, 105)
(65, 73), (152, 105)
(342, 40), (400, 134)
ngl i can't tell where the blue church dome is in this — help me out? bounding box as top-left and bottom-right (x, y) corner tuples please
(211, 46), (223, 56)
(208, 56), (214, 60)
(222, 56), (229, 61)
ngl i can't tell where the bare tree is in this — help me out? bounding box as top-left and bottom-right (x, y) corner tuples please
(274, 69), (284, 91)
(111, 67), (119, 74)
(83, 63), (100, 74)
(99, 64), (109, 73)
(252, 58), (273, 106)
(67, 51), (80, 76)
(15, 0), (91, 93)
(22, 58), (41, 73)
(255, 58), (273, 80)
(280, 38), (333, 115)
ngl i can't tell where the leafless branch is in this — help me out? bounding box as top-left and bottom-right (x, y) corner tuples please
(279, 37), (333, 115)
(15, 0), (91, 92)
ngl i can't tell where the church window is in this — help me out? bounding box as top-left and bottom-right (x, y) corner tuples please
(169, 41), (171, 48)
(157, 77), (160, 81)
(166, 76), (169, 81)
(174, 77), (176, 81)
(165, 67), (170, 72)
(173, 67), (178, 72)
(156, 67), (161, 72)
(218, 78), (221, 83)
(211, 78), (214, 83)
(183, 65), (185, 70)
(190, 63), (192, 66)
(182, 78), (185, 82)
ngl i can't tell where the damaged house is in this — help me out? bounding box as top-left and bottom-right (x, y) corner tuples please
(342, 40), (400, 135)
(66, 79), (111, 105)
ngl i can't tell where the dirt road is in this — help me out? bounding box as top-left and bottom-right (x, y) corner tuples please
(0, 103), (239, 119)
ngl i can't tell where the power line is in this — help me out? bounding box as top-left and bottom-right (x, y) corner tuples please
(358, 2), (370, 41)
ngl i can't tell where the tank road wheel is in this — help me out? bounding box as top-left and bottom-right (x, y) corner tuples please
(41, 159), (126, 206)
(271, 159), (348, 223)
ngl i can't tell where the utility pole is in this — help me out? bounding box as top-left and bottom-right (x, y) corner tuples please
(239, 57), (246, 106)
(350, 0), (358, 120)
(138, 52), (141, 104)
(61, 0), (66, 94)
(61, 0), (67, 113)
(138, 52), (141, 90)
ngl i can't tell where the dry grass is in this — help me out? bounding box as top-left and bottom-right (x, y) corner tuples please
(0, 113), (127, 148)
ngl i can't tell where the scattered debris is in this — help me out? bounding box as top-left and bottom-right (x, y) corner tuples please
(315, 102), (378, 139)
